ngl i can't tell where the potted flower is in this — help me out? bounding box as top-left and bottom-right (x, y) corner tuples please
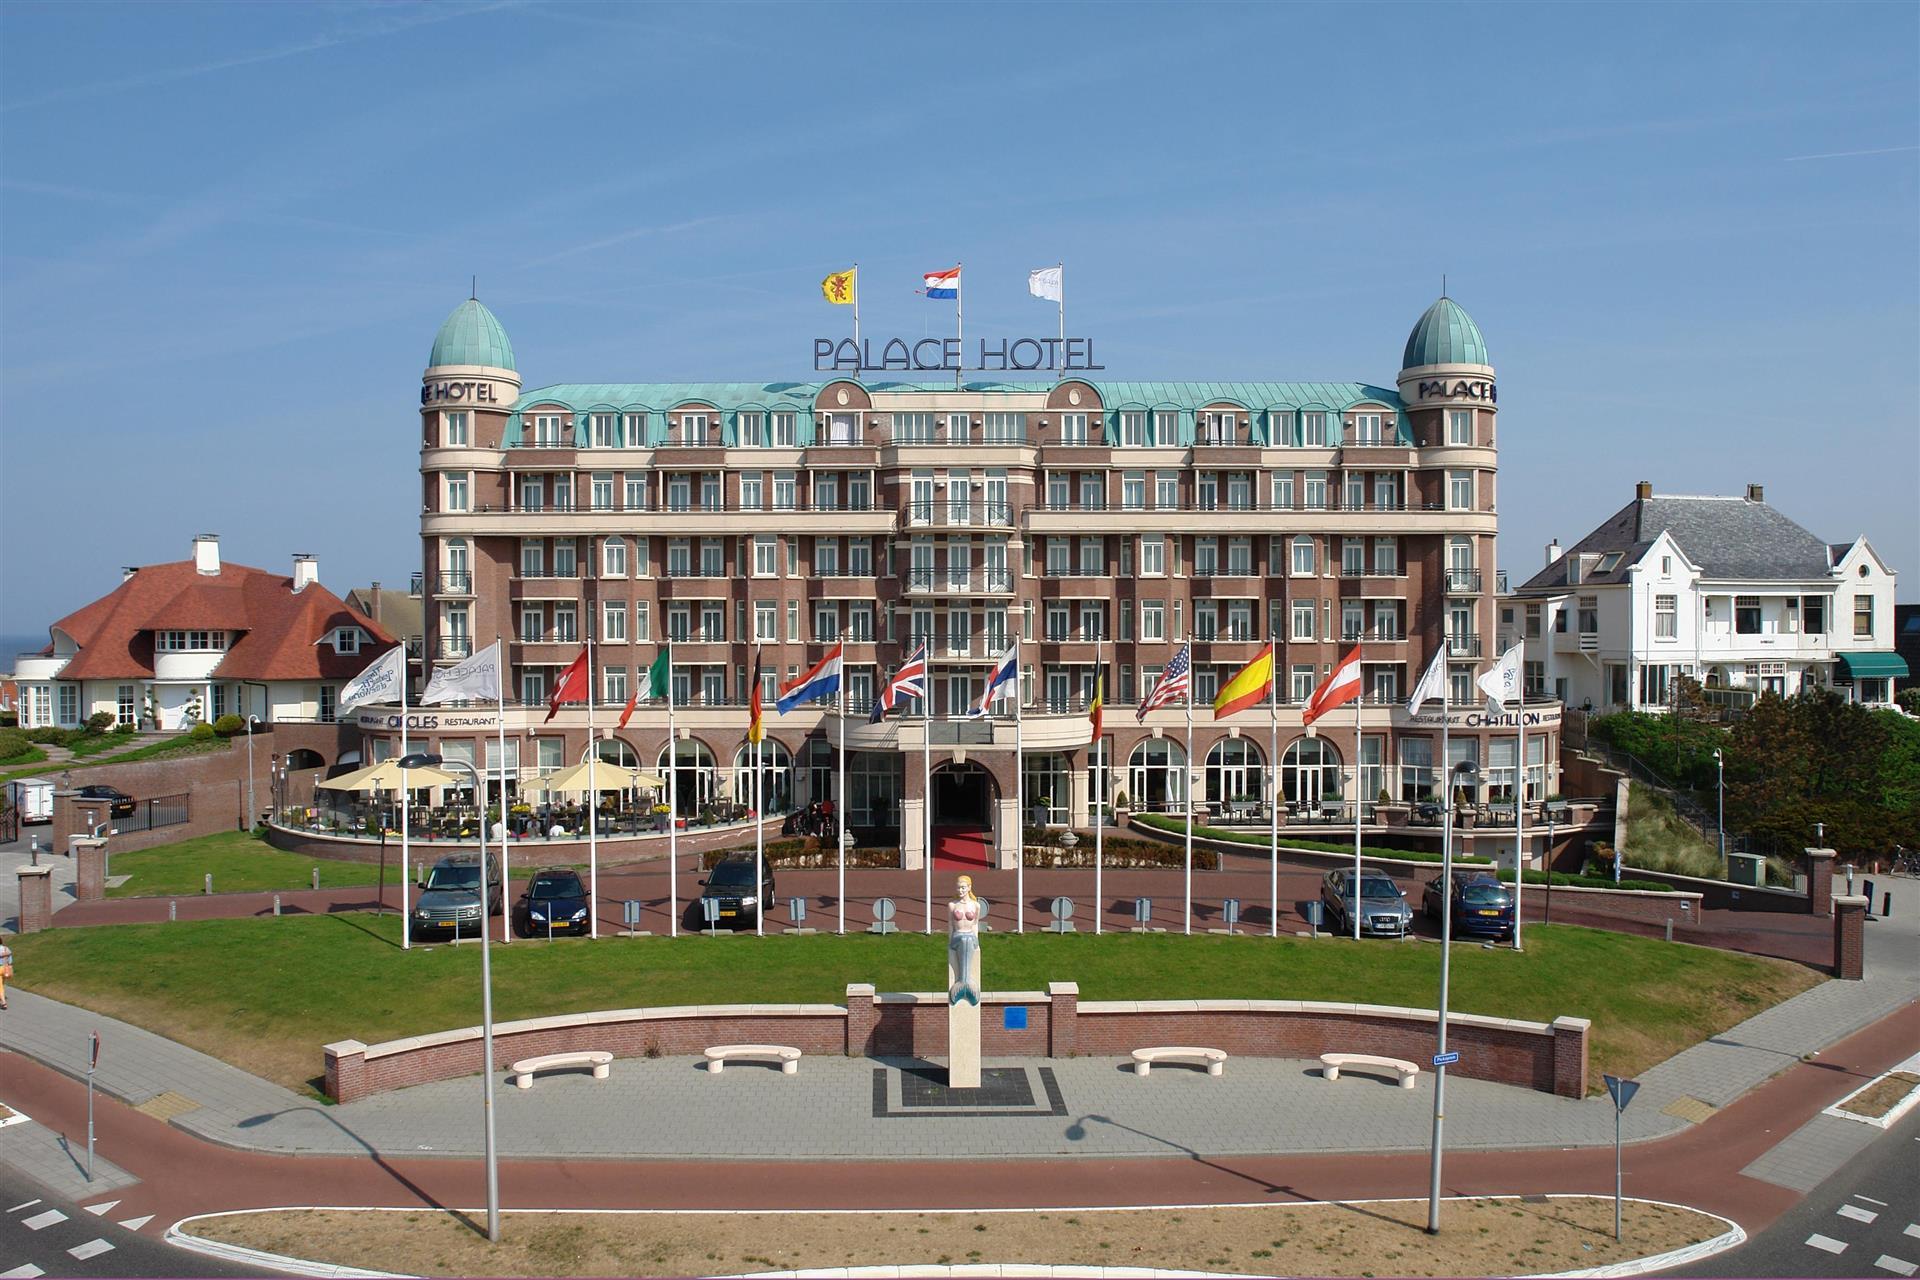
(651, 803), (671, 832)
(1112, 787), (1131, 826)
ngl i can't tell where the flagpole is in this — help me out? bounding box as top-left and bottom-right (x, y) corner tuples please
(837, 656), (847, 936)
(1429, 654), (1454, 1234)
(587, 630), (599, 940)
(1184, 636), (1193, 936)
(754, 649), (764, 940)
(1514, 640), (1526, 953)
(954, 261), (964, 391)
(667, 647), (678, 939)
(923, 653), (933, 935)
(1057, 261), (1065, 351)
(1354, 648), (1365, 943)
(1094, 634), (1104, 937)
(1015, 642), (1025, 935)
(401, 646), (412, 951)
(495, 635), (510, 945)
(1268, 635), (1278, 937)
(852, 261), (861, 356)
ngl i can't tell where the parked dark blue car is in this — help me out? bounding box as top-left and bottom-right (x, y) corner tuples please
(1422, 872), (1515, 939)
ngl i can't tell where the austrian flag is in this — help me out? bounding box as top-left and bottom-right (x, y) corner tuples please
(921, 266), (960, 299)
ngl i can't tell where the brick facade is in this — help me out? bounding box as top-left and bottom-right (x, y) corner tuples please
(323, 984), (1588, 1103)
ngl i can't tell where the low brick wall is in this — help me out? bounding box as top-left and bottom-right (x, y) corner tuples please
(267, 815), (785, 870)
(325, 981), (1590, 1102)
(1619, 867), (1809, 914)
(1517, 883), (1703, 928)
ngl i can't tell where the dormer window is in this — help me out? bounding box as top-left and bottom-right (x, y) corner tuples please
(156, 630), (228, 652)
(333, 628), (362, 655)
(1597, 552), (1624, 574)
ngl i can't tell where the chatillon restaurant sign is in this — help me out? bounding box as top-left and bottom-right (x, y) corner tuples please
(814, 337), (1105, 374)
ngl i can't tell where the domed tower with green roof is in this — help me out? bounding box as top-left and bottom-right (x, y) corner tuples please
(1396, 294), (1497, 450)
(422, 296), (520, 425)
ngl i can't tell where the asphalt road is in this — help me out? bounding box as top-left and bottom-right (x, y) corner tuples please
(1669, 1104), (1920, 1277)
(0, 1166), (263, 1279)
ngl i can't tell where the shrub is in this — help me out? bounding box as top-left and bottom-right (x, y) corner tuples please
(85, 711), (117, 733)
(1026, 835), (1220, 871)
(1901, 688), (1920, 716)
(190, 722), (216, 741)
(0, 727), (31, 762)
(1494, 867), (1682, 894)
(213, 714), (246, 738)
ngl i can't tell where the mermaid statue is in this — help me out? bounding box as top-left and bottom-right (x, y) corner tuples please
(947, 874), (982, 1007)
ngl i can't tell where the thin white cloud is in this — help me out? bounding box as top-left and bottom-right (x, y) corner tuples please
(1, 1), (520, 112)
(516, 217), (731, 270)
(1783, 145), (1919, 162)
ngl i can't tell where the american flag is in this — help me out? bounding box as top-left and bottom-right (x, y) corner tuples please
(870, 643), (929, 722)
(1136, 642), (1191, 720)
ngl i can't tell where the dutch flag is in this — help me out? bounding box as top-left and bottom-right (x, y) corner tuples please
(971, 641), (1019, 717)
(921, 266), (960, 300)
(776, 644), (844, 714)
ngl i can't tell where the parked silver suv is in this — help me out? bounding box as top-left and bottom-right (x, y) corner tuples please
(1320, 869), (1413, 938)
(410, 852), (503, 940)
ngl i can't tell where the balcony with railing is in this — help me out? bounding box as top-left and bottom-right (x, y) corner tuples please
(906, 499), (1014, 529)
(433, 571), (474, 596)
(1446, 632), (1483, 658)
(905, 567), (1015, 596)
(1444, 569), (1483, 594)
(1341, 626), (1408, 643)
(433, 635), (474, 660)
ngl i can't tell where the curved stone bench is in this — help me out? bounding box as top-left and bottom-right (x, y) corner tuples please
(1130, 1046), (1226, 1077)
(509, 1050), (612, 1089)
(1320, 1052), (1419, 1088)
(704, 1044), (801, 1074)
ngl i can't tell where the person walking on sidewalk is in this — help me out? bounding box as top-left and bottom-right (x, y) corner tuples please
(0, 940), (13, 1009)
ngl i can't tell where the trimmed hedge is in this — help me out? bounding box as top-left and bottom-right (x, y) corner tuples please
(1026, 835), (1220, 871)
(1131, 812), (1492, 865)
(1496, 867), (1682, 894)
(704, 837), (898, 870)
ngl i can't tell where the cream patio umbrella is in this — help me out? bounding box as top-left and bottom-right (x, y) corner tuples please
(531, 760), (663, 794)
(316, 759), (460, 791)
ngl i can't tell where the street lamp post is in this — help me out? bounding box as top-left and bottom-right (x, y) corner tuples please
(1428, 757), (1479, 1235)
(399, 750), (500, 1244)
(245, 716), (260, 832)
(1713, 749), (1724, 870)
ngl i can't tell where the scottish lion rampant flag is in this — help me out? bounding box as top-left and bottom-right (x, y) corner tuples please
(920, 266), (960, 299)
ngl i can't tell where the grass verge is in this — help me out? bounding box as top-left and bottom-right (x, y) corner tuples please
(11, 914), (1819, 1095)
(189, 1197), (1731, 1278)
(105, 831), (379, 898)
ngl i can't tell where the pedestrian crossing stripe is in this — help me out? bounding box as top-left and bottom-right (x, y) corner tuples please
(20, 1210), (66, 1231)
(67, 1240), (114, 1261)
(1808, 1233), (1849, 1254)
(1842, 1204), (1881, 1223)
(0, 1264), (46, 1277)
(82, 1200), (118, 1216)
(1875, 1256), (1917, 1277)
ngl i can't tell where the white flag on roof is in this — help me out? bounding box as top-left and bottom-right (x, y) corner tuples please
(1407, 644), (1450, 718)
(421, 640), (501, 705)
(1027, 266), (1063, 303)
(337, 645), (406, 713)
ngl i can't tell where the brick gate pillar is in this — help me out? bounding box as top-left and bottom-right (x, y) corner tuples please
(71, 837), (106, 902)
(1832, 894), (1867, 980)
(15, 866), (52, 933)
(1805, 848), (1835, 916)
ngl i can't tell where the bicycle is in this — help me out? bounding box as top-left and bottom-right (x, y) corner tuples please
(1889, 846), (1918, 877)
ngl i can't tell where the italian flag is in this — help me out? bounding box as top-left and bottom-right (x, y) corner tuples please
(617, 647), (672, 728)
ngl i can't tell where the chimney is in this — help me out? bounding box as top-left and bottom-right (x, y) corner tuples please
(292, 554), (318, 593)
(192, 534), (221, 576)
(1745, 483), (1764, 503)
(1545, 540), (1562, 567)
(370, 581), (383, 623)
(1634, 481), (1653, 501)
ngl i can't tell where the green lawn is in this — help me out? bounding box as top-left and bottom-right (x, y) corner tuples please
(106, 831), (382, 897)
(1, 731), (230, 784)
(9, 915), (1820, 1097)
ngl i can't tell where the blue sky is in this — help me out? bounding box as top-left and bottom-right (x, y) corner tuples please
(2, 0), (1915, 642)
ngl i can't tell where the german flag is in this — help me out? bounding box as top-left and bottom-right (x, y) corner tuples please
(747, 648), (765, 744)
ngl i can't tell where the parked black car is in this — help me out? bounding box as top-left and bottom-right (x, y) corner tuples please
(1319, 868), (1413, 937)
(514, 867), (592, 938)
(75, 784), (136, 818)
(409, 852), (503, 940)
(1422, 872), (1515, 938)
(697, 854), (777, 929)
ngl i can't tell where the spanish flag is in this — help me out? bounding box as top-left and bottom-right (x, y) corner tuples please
(821, 268), (856, 305)
(1088, 672), (1104, 745)
(1212, 642), (1275, 719)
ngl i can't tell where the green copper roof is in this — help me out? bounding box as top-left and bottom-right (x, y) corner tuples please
(1401, 297), (1489, 370)
(428, 299), (515, 371)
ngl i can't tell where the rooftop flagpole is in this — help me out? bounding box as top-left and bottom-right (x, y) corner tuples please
(1268, 634), (1279, 937)
(587, 629), (598, 940)
(1094, 632), (1104, 937)
(1184, 636), (1194, 935)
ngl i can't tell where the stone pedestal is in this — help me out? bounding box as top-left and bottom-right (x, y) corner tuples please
(947, 940), (982, 1089)
(901, 798), (926, 871)
(994, 797), (1019, 869)
(15, 866), (52, 933)
(1833, 894), (1867, 980)
(1805, 848), (1835, 916)
(71, 836), (107, 902)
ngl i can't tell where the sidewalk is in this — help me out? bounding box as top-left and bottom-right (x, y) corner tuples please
(3, 882), (1913, 1167)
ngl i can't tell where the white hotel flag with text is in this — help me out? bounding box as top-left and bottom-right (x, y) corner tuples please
(337, 645), (406, 714)
(1476, 642), (1524, 713)
(1027, 266), (1063, 302)
(420, 641), (501, 705)
(1408, 644), (1449, 717)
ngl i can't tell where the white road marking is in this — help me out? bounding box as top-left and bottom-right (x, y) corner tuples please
(1907, 1225), (1920, 1240)
(20, 1210), (65, 1231)
(1843, 1205), (1882, 1224)
(0, 1264), (47, 1278)
(81, 1200), (117, 1216)
(1809, 1234), (1850, 1254)
(1875, 1256), (1917, 1277)
(1857, 1195), (1890, 1205)
(4, 1200), (41, 1213)
(116, 1214), (153, 1231)
(66, 1240), (113, 1261)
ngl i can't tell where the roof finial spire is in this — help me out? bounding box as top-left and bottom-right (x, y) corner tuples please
(1442, 273), (1448, 299)
(470, 275), (477, 301)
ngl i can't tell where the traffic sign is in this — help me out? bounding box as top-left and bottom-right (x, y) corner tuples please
(1432, 1050), (1460, 1067)
(1603, 1073), (1641, 1111)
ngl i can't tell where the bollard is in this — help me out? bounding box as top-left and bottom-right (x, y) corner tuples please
(273, 894), (282, 916)
(1862, 880), (1874, 911)
(204, 872), (212, 895)
(1664, 919), (1673, 943)
(1884, 890), (1893, 918)
(312, 868), (320, 891)
(169, 900), (177, 921)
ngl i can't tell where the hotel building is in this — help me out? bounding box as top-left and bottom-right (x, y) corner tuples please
(376, 295), (1560, 866)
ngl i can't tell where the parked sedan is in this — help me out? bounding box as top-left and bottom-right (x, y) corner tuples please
(515, 867), (592, 938)
(697, 854), (777, 929)
(1422, 872), (1515, 939)
(1320, 869), (1413, 938)
(75, 784), (136, 818)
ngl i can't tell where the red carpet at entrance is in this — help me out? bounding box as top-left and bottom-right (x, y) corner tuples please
(931, 827), (992, 871)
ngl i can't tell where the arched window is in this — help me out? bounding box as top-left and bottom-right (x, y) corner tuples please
(655, 739), (717, 817)
(732, 740), (794, 815)
(1127, 739), (1186, 812)
(595, 737), (639, 767)
(1280, 737), (1342, 809)
(603, 535), (627, 578)
(1205, 738), (1266, 805)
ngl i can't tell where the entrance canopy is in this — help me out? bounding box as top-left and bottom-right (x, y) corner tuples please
(1836, 652), (1909, 680)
